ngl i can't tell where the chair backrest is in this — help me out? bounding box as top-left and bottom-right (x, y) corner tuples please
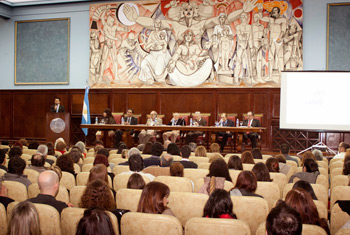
(154, 176), (193, 192)
(61, 207), (85, 235)
(314, 199), (328, 220)
(331, 161), (344, 173)
(270, 172), (288, 197)
(109, 154), (123, 162)
(143, 166), (170, 177)
(183, 168), (209, 182)
(229, 170), (242, 186)
(178, 112), (190, 125)
(113, 165), (130, 175)
(46, 155), (57, 163)
(116, 189), (142, 212)
(23, 149), (37, 155)
(109, 149), (118, 154)
(198, 162), (210, 170)
(286, 160), (298, 168)
(302, 224), (328, 235)
(335, 229), (350, 235)
(331, 175), (349, 192)
(255, 182), (280, 210)
(121, 212), (182, 235)
(316, 174), (329, 190)
(60, 171), (76, 191)
(168, 192), (208, 227)
(317, 160), (328, 169)
(331, 203), (350, 235)
(0, 169), (6, 177)
(2, 181), (28, 201)
(23, 168), (40, 184)
(73, 163), (81, 174)
(34, 203), (62, 235)
(81, 164), (93, 172)
(76, 172), (90, 186)
(21, 154), (32, 163)
(110, 158), (128, 166)
(242, 164), (254, 171)
(28, 183), (69, 204)
(194, 178), (234, 193)
(0, 203), (7, 235)
(86, 152), (95, 158)
(112, 112), (124, 124)
(69, 186), (86, 207)
(231, 196), (269, 235)
(255, 222), (266, 235)
(113, 174), (150, 192)
(225, 153), (242, 159)
(331, 168), (343, 179)
(283, 183), (328, 208)
(331, 186), (350, 211)
(188, 156), (209, 165)
(185, 217), (251, 235)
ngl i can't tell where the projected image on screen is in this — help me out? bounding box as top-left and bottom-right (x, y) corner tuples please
(280, 72), (350, 131)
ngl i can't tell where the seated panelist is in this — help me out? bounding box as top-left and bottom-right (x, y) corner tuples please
(242, 111), (260, 149)
(95, 108), (116, 143)
(115, 109), (138, 148)
(138, 111), (162, 144)
(216, 113), (235, 152)
(163, 113), (186, 144)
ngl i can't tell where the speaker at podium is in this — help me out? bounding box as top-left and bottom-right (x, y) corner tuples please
(46, 112), (70, 145)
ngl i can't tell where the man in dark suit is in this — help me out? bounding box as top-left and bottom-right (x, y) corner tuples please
(185, 111), (207, 144)
(163, 113), (186, 145)
(115, 109), (138, 148)
(242, 111), (260, 150)
(143, 142), (164, 167)
(50, 97), (65, 113)
(176, 145), (197, 168)
(216, 113), (235, 152)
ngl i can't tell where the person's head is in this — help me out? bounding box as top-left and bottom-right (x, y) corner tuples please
(96, 148), (109, 158)
(241, 151), (255, 164)
(54, 97), (61, 105)
(292, 180), (318, 200)
(209, 143), (220, 153)
(228, 155), (243, 170)
(301, 151), (315, 166)
(8, 201), (41, 235)
(0, 149), (6, 165)
(103, 108), (112, 118)
(160, 154), (173, 167)
(142, 142), (153, 154)
(170, 162), (184, 177)
(220, 113), (227, 122)
(234, 171), (257, 193)
(167, 143), (180, 156)
(251, 148), (263, 159)
(13, 141), (23, 149)
(54, 138), (66, 150)
(173, 113), (180, 120)
(89, 164), (108, 185)
(151, 142), (163, 157)
(75, 141), (86, 154)
(195, 146), (207, 157)
(76, 208), (115, 235)
(121, 149), (128, 159)
(180, 145), (191, 159)
(117, 144), (127, 154)
(137, 144), (144, 152)
(343, 160), (350, 175)
(270, 6), (281, 19)
(69, 147), (83, 164)
(266, 157), (280, 173)
(312, 149), (323, 161)
(338, 142), (350, 153)
(46, 142), (55, 155)
(208, 153), (223, 164)
(93, 154), (109, 167)
(137, 181), (170, 214)
(203, 189), (236, 219)
(128, 154), (144, 172)
(285, 188), (320, 225)
(19, 138), (28, 147)
(81, 179), (115, 211)
(208, 159), (232, 182)
(9, 146), (22, 159)
(240, 12), (248, 23)
(49, 165), (62, 181)
(36, 145), (48, 157)
(189, 142), (197, 152)
(150, 110), (157, 120)
(127, 147), (140, 159)
(218, 13), (227, 25)
(266, 200), (302, 235)
(246, 111), (254, 121)
(55, 141), (66, 152)
(303, 158), (318, 173)
(126, 109), (134, 118)
(280, 144), (290, 155)
(194, 111), (201, 121)
(56, 154), (74, 174)
(31, 153), (45, 167)
(38, 170), (60, 196)
(274, 154), (286, 164)
(252, 162), (272, 182)
(127, 173), (146, 189)
(8, 157), (26, 175)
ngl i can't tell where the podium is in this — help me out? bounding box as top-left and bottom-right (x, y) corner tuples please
(46, 112), (70, 145)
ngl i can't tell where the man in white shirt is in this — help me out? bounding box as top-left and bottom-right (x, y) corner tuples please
(333, 142), (350, 159)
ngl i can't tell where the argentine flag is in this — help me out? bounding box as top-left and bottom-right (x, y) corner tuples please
(81, 86), (91, 136)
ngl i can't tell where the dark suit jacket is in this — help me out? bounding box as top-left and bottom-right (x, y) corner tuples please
(168, 118), (186, 126)
(223, 119), (235, 127)
(122, 116), (138, 125)
(50, 104), (65, 113)
(143, 156), (161, 167)
(242, 119), (260, 127)
(195, 118), (207, 126)
(177, 160), (198, 168)
(27, 194), (67, 214)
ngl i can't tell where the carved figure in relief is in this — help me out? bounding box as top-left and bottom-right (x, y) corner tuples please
(89, 31), (102, 85)
(283, 23), (302, 71)
(251, 12), (266, 83)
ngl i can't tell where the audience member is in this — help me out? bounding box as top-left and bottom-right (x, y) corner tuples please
(209, 143), (220, 153)
(0, 182), (14, 209)
(203, 188), (237, 219)
(69, 146), (83, 164)
(118, 147), (140, 166)
(137, 181), (175, 216)
(117, 143), (128, 154)
(54, 137), (66, 150)
(289, 158), (320, 184)
(208, 153), (224, 163)
(274, 154), (291, 175)
(177, 145), (197, 168)
(26, 153), (47, 173)
(75, 141), (86, 157)
(1, 156), (31, 188)
(160, 154), (173, 167)
(13, 140), (23, 149)
(266, 157), (280, 173)
(46, 142), (57, 157)
(251, 148), (263, 159)
(312, 149), (324, 161)
(81, 179), (116, 211)
(119, 153), (155, 181)
(195, 146), (207, 157)
(121, 149), (128, 159)
(0, 149), (8, 172)
(127, 173), (146, 189)
(56, 154), (76, 177)
(266, 200), (302, 235)
(143, 142), (163, 167)
(189, 142), (197, 152)
(227, 155), (243, 170)
(142, 142), (153, 155)
(167, 143), (180, 156)
(285, 188), (330, 234)
(198, 159), (232, 195)
(333, 142), (350, 159)
(280, 144), (299, 166)
(19, 138), (29, 148)
(37, 144), (54, 165)
(96, 148), (110, 158)
(8, 146), (22, 159)
(7, 201), (41, 235)
(343, 159), (350, 175)
(89, 164), (109, 185)
(76, 208), (115, 235)
(170, 162), (184, 177)
(292, 180), (318, 200)
(93, 154), (115, 181)
(27, 170), (68, 213)
(301, 151), (315, 167)
(242, 111), (260, 150)
(252, 162), (272, 181)
(50, 165), (62, 181)
(241, 151), (254, 164)
(55, 141), (67, 154)
(230, 171), (262, 198)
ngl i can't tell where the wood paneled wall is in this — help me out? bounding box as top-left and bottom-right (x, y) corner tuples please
(0, 88), (348, 152)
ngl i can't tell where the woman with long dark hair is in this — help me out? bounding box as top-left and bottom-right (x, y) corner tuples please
(203, 189), (237, 219)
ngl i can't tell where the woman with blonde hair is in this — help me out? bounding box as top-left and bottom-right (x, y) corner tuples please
(195, 146), (207, 157)
(209, 143), (220, 153)
(8, 201), (41, 235)
(301, 151), (315, 167)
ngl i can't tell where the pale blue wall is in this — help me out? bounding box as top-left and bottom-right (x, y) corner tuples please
(0, 0), (349, 89)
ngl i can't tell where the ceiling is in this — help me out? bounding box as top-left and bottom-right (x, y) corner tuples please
(1, 0), (91, 7)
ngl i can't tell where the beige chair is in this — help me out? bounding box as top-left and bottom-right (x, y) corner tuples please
(314, 199), (328, 220)
(243, 164), (254, 171)
(185, 217), (251, 235)
(0, 203), (7, 235)
(290, 156), (301, 165)
(198, 162), (210, 170)
(61, 207), (85, 235)
(73, 163), (81, 173)
(331, 203), (350, 235)
(81, 164), (93, 172)
(121, 212), (182, 235)
(168, 192), (208, 227)
(2, 181), (28, 201)
(270, 172), (287, 197)
(262, 154), (273, 160)
(6, 201), (19, 220)
(255, 222), (266, 235)
(0, 169), (6, 177)
(283, 183), (328, 208)
(225, 153), (241, 159)
(109, 153), (122, 159)
(302, 224), (328, 235)
(231, 196), (269, 235)
(143, 166), (170, 177)
(116, 189), (142, 212)
(60, 172), (76, 191)
(316, 174), (329, 190)
(194, 178), (234, 193)
(317, 160), (328, 169)
(110, 158), (128, 166)
(70, 186), (86, 207)
(28, 183), (69, 204)
(86, 152), (95, 158)
(294, 166), (328, 177)
(331, 161), (344, 173)
(83, 157), (95, 164)
(184, 168), (209, 182)
(113, 174), (150, 192)
(331, 186), (350, 210)
(255, 182), (280, 210)
(286, 160), (298, 168)
(23, 168), (40, 184)
(46, 155), (57, 163)
(254, 159), (266, 164)
(34, 203), (62, 235)
(154, 176), (193, 192)
(21, 153), (32, 163)
(23, 149), (37, 155)
(188, 156), (209, 165)
(229, 170), (242, 186)
(76, 172), (90, 186)
(109, 150), (118, 154)
(335, 229), (350, 235)
(331, 168), (343, 179)
(331, 175), (349, 192)
(113, 165), (130, 175)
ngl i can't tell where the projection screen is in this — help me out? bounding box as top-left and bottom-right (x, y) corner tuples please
(280, 71), (350, 131)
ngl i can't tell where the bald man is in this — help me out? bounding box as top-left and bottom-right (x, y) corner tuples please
(27, 170), (68, 214)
